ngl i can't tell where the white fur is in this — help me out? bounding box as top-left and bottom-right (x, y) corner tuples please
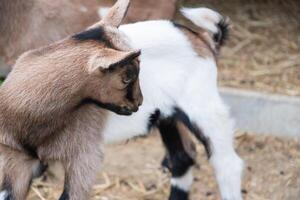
(0, 191), (7, 200)
(171, 168), (194, 192)
(181, 7), (221, 33)
(102, 9), (243, 200)
(104, 21), (193, 143)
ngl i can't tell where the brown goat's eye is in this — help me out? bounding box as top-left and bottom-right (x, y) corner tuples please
(123, 77), (132, 84)
(122, 67), (137, 84)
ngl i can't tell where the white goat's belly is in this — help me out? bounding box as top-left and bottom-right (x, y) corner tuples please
(103, 20), (217, 144)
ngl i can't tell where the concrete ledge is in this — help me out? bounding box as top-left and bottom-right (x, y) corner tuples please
(220, 87), (300, 138)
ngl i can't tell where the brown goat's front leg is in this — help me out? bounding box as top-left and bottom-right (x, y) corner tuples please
(0, 144), (42, 200)
(59, 149), (103, 200)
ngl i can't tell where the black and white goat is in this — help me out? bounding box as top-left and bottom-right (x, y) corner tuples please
(100, 7), (244, 200)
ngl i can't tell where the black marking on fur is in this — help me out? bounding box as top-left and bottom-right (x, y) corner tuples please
(59, 188), (69, 200)
(158, 116), (194, 178)
(79, 98), (134, 116)
(125, 83), (135, 102)
(173, 107), (212, 158)
(161, 154), (172, 171)
(171, 151), (194, 178)
(125, 64), (139, 81)
(21, 142), (38, 159)
(32, 162), (48, 179)
(213, 18), (229, 47)
(2, 175), (13, 200)
(108, 51), (141, 70)
(169, 186), (189, 200)
(124, 66), (139, 102)
(72, 27), (114, 48)
(147, 109), (161, 130)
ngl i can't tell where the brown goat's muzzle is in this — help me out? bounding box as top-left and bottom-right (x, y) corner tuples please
(104, 79), (143, 116)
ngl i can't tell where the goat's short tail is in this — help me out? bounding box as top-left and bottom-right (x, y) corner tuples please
(180, 7), (229, 48)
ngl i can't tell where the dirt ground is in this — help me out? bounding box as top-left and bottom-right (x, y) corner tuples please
(27, 132), (300, 200)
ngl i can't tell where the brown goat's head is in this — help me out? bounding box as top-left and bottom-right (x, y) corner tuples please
(73, 0), (143, 115)
(8, 0), (142, 115)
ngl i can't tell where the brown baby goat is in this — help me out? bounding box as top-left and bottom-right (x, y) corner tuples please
(0, 0), (142, 199)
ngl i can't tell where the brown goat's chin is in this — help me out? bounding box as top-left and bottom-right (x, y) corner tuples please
(114, 108), (134, 116)
(105, 104), (140, 116)
(106, 104), (139, 116)
(79, 98), (138, 116)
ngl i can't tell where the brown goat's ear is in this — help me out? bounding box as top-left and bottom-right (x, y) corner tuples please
(88, 48), (140, 74)
(100, 0), (130, 27)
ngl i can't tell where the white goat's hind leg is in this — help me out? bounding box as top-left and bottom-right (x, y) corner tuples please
(198, 104), (244, 200)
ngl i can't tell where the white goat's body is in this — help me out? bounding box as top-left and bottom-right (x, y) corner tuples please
(103, 19), (243, 200)
(104, 20), (205, 143)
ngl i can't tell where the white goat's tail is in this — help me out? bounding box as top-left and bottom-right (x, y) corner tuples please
(180, 7), (229, 48)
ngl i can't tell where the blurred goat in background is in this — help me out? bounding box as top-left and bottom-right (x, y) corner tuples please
(0, 0), (177, 76)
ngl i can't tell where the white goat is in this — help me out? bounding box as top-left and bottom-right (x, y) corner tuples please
(102, 7), (244, 200)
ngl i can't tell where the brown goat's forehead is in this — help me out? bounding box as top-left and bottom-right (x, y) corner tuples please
(72, 26), (131, 51)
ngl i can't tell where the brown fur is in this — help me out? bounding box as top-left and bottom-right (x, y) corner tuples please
(101, 0), (130, 27)
(0, 144), (41, 199)
(179, 27), (215, 59)
(0, 1), (142, 199)
(174, 20), (216, 59)
(176, 121), (197, 161)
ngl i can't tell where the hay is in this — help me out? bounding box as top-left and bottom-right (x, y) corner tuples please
(27, 132), (300, 200)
